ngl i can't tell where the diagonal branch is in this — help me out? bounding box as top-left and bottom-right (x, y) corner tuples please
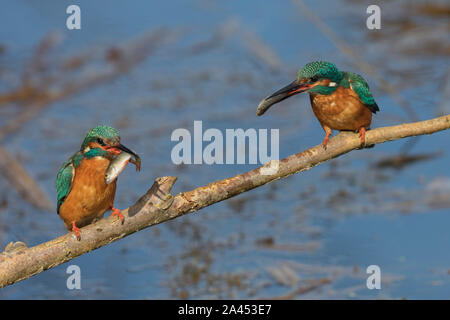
(0, 115), (449, 288)
(0, 145), (53, 211)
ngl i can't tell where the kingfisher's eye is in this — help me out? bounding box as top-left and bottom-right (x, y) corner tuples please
(310, 76), (319, 83)
(97, 138), (105, 145)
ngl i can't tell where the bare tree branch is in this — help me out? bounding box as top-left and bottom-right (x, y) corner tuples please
(0, 114), (449, 288)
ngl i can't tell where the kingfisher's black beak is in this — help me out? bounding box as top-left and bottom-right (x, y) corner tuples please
(114, 143), (141, 171)
(256, 80), (311, 116)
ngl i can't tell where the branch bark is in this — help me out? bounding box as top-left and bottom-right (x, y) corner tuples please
(0, 115), (449, 288)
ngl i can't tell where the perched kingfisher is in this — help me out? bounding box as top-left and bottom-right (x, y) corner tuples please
(256, 61), (379, 147)
(56, 125), (140, 240)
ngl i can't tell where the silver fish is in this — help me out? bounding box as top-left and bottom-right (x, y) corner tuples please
(105, 152), (132, 185)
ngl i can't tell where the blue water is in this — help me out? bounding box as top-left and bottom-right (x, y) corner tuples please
(0, 0), (449, 299)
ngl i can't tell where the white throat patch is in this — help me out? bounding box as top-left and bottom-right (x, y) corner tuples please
(328, 82), (337, 87)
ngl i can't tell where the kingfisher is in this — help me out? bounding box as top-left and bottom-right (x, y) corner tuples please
(56, 125), (140, 240)
(256, 61), (379, 148)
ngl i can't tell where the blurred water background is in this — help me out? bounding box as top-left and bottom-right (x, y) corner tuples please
(0, 0), (449, 299)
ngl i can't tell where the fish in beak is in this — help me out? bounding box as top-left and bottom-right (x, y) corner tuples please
(105, 143), (141, 171)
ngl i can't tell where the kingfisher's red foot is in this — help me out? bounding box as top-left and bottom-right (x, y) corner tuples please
(359, 127), (366, 146)
(71, 221), (81, 241)
(111, 207), (125, 224)
(322, 133), (331, 149)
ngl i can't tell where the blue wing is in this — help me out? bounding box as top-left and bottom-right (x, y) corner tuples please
(56, 151), (82, 214)
(343, 71), (379, 113)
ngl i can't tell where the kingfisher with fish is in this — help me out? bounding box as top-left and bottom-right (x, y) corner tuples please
(56, 125), (141, 240)
(256, 61), (379, 148)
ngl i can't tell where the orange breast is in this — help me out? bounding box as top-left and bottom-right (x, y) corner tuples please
(59, 156), (116, 230)
(310, 86), (372, 131)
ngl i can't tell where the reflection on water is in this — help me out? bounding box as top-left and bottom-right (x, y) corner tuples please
(0, 0), (449, 299)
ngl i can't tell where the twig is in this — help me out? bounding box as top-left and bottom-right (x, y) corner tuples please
(0, 115), (449, 288)
(0, 145), (53, 211)
(240, 27), (285, 72)
(188, 19), (239, 55)
(263, 278), (331, 300)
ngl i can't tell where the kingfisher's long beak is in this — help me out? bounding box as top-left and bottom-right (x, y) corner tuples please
(107, 143), (141, 171)
(256, 80), (311, 116)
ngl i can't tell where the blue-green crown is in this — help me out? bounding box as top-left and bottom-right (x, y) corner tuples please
(296, 61), (343, 83)
(81, 125), (120, 149)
